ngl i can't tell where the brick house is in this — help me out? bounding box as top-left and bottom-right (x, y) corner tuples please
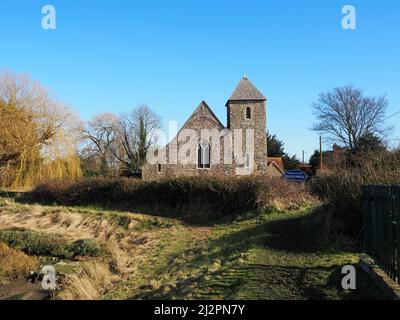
(142, 76), (278, 180)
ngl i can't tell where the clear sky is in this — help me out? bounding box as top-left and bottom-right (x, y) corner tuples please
(1, 0), (399, 160)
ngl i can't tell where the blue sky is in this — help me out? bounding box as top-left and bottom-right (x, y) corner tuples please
(1, 0), (399, 160)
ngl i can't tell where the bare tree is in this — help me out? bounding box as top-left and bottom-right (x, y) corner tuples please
(312, 85), (389, 152)
(114, 105), (162, 175)
(82, 113), (119, 175)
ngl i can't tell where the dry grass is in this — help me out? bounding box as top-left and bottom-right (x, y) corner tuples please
(256, 177), (319, 211)
(0, 201), (122, 242)
(57, 260), (118, 300)
(106, 242), (136, 274)
(0, 242), (39, 280)
(57, 243), (140, 300)
(0, 197), (159, 299)
(311, 151), (400, 236)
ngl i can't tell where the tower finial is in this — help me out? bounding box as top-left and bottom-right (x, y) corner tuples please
(243, 73), (247, 79)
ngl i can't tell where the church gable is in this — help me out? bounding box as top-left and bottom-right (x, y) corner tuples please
(160, 100), (225, 164)
(181, 101), (225, 131)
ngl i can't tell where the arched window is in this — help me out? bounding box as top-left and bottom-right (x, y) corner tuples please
(157, 163), (162, 173)
(245, 107), (251, 119)
(197, 142), (211, 169)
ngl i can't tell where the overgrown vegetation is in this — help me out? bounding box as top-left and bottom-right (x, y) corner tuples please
(23, 176), (316, 221)
(311, 151), (400, 236)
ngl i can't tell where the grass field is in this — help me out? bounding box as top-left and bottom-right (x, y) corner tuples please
(0, 197), (384, 300)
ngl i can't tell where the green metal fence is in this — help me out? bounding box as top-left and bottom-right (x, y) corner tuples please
(363, 185), (400, 284)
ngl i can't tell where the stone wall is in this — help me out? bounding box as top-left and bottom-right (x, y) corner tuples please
(227, 100), (268, 174)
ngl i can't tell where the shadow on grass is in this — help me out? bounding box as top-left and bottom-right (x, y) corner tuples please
(131, 262), (382, 300)
(263, 209), (330, 253)
(0, 191), (26, 198)
(128, 208), (383, 300)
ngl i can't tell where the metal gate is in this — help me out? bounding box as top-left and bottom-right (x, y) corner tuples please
(363, 185), (400, 284)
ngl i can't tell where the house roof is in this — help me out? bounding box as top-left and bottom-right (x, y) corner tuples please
(226, 76), (266, 106)
(267, 161), (285, 174)
(267, 157), (285, 173)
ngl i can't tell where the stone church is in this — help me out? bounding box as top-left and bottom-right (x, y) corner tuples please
(142, 76), (284, 180)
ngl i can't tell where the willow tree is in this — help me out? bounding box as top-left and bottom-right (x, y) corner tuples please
(0, 72), (82, 188)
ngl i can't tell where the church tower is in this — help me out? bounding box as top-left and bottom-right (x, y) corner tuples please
(226, 76), (268, 173)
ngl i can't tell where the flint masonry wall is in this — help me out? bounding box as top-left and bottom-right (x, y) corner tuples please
(227, 100), (268, 174)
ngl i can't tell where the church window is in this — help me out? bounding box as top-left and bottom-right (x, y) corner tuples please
(197, 142), (211, 169)
(246, 107), (251, 119)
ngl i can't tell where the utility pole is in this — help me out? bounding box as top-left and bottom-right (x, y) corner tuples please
(302, 150), (305, 165)
(319, 136), (323, 169)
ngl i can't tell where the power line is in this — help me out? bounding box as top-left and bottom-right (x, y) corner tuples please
(384, 110), (400, 121)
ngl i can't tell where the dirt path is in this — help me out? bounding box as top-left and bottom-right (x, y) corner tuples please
(0, 280), (50, 300)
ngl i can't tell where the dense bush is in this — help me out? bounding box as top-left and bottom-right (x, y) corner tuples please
(310, 151), (400, 236)
(0, 229), (100, 259)
(24, 176), (315, 219)
(0, 229), (72, 258)
(68, 239), (100, 258)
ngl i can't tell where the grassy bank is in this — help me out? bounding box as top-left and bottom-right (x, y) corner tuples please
(105, 206), (382, 300)
(0, 197), (384, 300)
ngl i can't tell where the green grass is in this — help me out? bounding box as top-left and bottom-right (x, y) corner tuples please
(105, 206), (385, 300)
(0, 197), (385, 300)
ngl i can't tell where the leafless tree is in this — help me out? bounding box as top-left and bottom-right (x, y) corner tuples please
(82, 113), (119, 175)
(114, 105), (162, 175)
(312, 85), (389, 152)
(82, 106), (162, 177)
